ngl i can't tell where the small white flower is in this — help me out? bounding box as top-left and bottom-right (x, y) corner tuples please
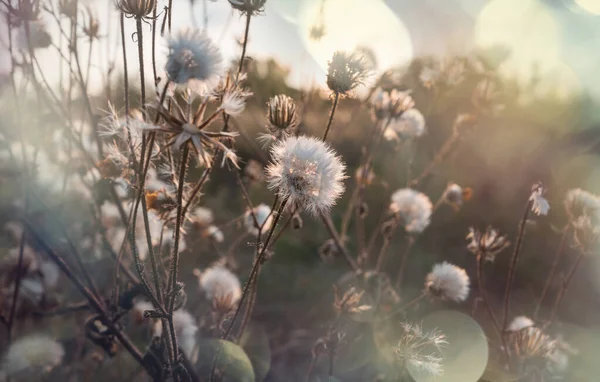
(166, 29), (222, 87)
(530, 183), (550, 216)
(196, 266), (242, 304)
(244, 203), (273, 236)
(384, 108), (426, 141)
(266, 136), (346, 215)
(2, 335), (64, 378)
(507, 316), (535, 332)
(425, 261), (470, 302)
(390, 188), (432, 233)
(220, 88), (250, 116)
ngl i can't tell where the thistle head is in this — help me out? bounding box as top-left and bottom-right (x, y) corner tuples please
(466, 226), (510, 262)
(228, 0), (267, 15)
(116, 0), (156, 19)
(266, 94), (299, 135)
(326, 51), (369, 95)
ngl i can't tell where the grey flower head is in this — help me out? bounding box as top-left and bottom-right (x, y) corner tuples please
(326, 51), (369, 95)
(116, 0), (156, 19)
(266, 136), (346, 215)
(166, 29), (222, 87)
(228, 0), (267, 15)
(466, 226), (510, 262)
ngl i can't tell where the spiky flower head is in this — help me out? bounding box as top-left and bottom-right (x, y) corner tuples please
(326, 51), (369, 95)
(266, 136), (346, 215)
(389, 188), (432, 234)
(383, 108), (426, 141)
(2, 335), (64, 378)
(371, 88), (415, 121)
(117, 0), (156, 19)
(244, 203), (273, 236)
(395, 322), (448, 378)
(228, 0), (267, 15)
(425, 261), (470, 302)
(196, 266), (242, 305)
(266, 94), (299, 135)
(166, 28), (222, 87)
(529, 182), (550, 216)
(466, 226), (510, 262)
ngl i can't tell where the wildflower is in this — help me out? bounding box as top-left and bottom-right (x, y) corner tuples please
(117, 0), (156, 19)
(441, 182), (472, 210)
(266, 136), (346, 215)
(227, 0), (267, 15)
(244, 203), (273, 236)
(383, 108), (426, 141)
(425, 261), (470, 302)
(529, 182), (550, 216)
(564, 188), (600, 222)
(507, 316), (535, 332)
(195, 266), (242, 305)
(333, 286), (372, 314)
(395, 322), (447, 378)
(1, 335), (64, 378)
(389, 188), (432, 234)
(266, 94), (299, 136)
(466, 226), (510, 262)
(371, 88), (415, 121)
(326, 51), (369, 95)
(166, 28), (222, 87)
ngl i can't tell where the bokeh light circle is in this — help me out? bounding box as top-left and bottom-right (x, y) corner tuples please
(576, 0), (600, 14)
(409, 310), (489, 382)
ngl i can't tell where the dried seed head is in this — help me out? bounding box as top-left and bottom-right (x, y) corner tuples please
(195, 266), (242, 305)
(442, 183), (472, 209)
(59, 0), (78, 19)
(166, 28), (222, 86)
(355, 165), (375, 186)
(529, 182), (550, 216)
(228, 0), (267, 15)
(395, 322), (447, 378)
(83, 8), (100, 40)
(466, 226), (510, 262)
(425, 262), (470, 302)
(1, 335), (64, 378)
(326, 51), (369, 95)
(383, 108), (426, 141)
(243, 203), (273, 236)
(266, 94), (299, 135)
(372, 88), (415, 121)
(116, 0), (156, 18)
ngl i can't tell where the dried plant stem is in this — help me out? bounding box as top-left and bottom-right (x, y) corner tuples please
(7, 230), (26, 342)
(547, 249), (585, 325)
(321, 213), (360, 272)
(395, 236), (415, 290)
(322, 91), (340, 141)
(237, 12), (252, 79)
(534, 224), (570, 319)
(476, 255), (503, 342)
(375, 221), (398, 273)
(136, 17), (147, 112)
(502, 200), (532, 332)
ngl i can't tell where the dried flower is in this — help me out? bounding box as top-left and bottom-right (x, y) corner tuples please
(371, 88), (415, 121)
(326, 51), (369, 95)
(205, 225), (224, 243)
(166, 28), (222, 87)
(425, 261), (470, 302)
(507, 316), (535, 332)
(389, 188), (432, 234)
(355, 165), (375, 186)
(384, 108), (426, 141)
(266, 136), (346, 215)
(529, 182), (550, 216)
(2, 335), (64, 378)
(333, 286), (371, 314)
(564, 188), (600, 222)
(117, 0), (156, 19)
(196, 266), (242, 305)
(228, 0), (267, 15)
(395, 322), (448, 378)
(244, 203), (273, 236)
(265, 94), (299, 137)
(466, 226), (510, 262)
(442, 182), (472, 209)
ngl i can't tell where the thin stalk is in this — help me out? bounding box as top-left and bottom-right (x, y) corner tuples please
(320, 213), (360, 272)
(236, 12), (252, 80)
(534, 224), (570, 319)
(136, 17), (146, 112)
(375, 221), (398, 273)
(476, 254), (503, 341)
(395, 236), (415, 290)
(7, 230), (26, 341)
(322, 91), (340, 141)
(305, 352), (320, 382)
(502, 200), (532, 332)
(547, 250), (585, 325)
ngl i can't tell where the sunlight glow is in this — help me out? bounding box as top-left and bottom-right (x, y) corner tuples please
(576, 0), (600, 14)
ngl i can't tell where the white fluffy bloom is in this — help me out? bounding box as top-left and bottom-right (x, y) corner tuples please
(197, 266), (242, 304)
(166, 29), (222, 87)
(425, 262), (470, 302)
(244, 203), (273, 236)
(191, 207), (214, 226)
(507, 316), (535, 332)
(220, 88), (248, 116)
(2, 335), (64, 378)
(529, 183), (550, 216)
(266, 136), (346, 215)
(390, 188), (432, 233)
(384, 108), (426, 141)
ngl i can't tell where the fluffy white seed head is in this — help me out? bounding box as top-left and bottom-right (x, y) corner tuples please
(384, 108), (426, 141)
(508, 316), (535, 332)
(197, 266), (242, 304)
(166, 29), (222, 87)
(390, 188), (432, 233)
(2, 335), (64, 378)
(244, 203), (273, 236)
(425, 262), (470, 302)
(266, 136), (346, 215)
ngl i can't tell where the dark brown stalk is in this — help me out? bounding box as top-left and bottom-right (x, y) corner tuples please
(547, 249), (585, 325)
(236, 12), (252, 80)
(322, 91), (340, 141)
(375, 221), (398, 273)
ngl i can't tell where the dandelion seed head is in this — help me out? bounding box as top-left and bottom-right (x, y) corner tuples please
(2, 335), (64, 378)
(191, 207), (214, 227)
(166, 29), (222, 87)
(205, 225), (224, 243)
(389, 188), (432, 233)
(244, 203), (273, 236)
(266, 136), (346, 215)
(443, 182), (471, 208)
(425, 261), (470, 302)
(565, 188), (600, 221)
(507, 316), (535, 332)
(197, 266), (242, 304)
(326, 51), (369, 95)
(172, 310), (198, 359)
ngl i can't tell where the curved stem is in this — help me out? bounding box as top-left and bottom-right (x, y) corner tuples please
(322, 91), (340, 141)
(547, 249), (585, 325)
(395, 236), (415, 290)
(320, 213), (360, 272)
(476, 255), (504, 347)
